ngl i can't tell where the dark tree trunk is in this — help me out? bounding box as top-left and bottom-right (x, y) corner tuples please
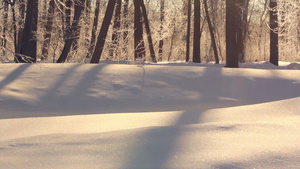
(17, 0), (38, 63)
(140, 0), (156, 62)
(236, 0), (247, 62)
(109, 0), (122, 57)
(16, 0), (26, 54)
(41, 0), (55, 60)
(158, 0), (165, 62)
(57, 0), (85, 63)
(269, 0), (278, 66)
(87, 0), (101, 58)
(193, 0), (201, 63)
(90, 0), (116, 63)
(203, 0), (219, 64)
(186, 0), (191, 62)
(133, 0), (145, 60)
(226, 0), (239, 68)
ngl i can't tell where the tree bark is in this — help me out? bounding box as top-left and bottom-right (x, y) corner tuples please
(133, 0), (145, 60)
(186, 0), (191, 62)
(123, 0), (129, 55)
(57, 0), (85, 63)
(17, 0), (39, 63)
(193, 0), (201, 63)
(140, 0), (157, 62)
(270, 0), (278, 66)
(90, 0), (116, 63)
(203, 0), (219, 64)
(225, 0), (239, 68)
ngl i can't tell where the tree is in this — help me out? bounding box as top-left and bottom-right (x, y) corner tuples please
(269, 0), (278, 66)
(16, 0), (39, 63)
(109, 0), (122, 58)
(193, 0), (201, 63)
(133, 0), (145, 60)
(140, 0), (157, 62)
(186, 0), (191, 62)
(57, 0), (85, 63)
(226, 0), (239, 68)
(90, 0), (117, 63)
(87, 0), (101, 58)
(41, 0), (55, 60)
(158, 0), (165, 62)
(203, 0), (219, 64)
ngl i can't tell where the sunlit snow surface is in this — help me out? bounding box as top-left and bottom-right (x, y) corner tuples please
(0, 62), (300, 169)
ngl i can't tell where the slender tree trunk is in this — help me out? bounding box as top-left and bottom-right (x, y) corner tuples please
(203, 0), (219, 64)
(133, 0), (145, 60)
(140, 0), (156, 62)
(42, 0), (55, 60)
(90, 0), (116, 63)
(270, 0), (278, 66)
(17, 0), (38, 63)
(109, 0), (122, 58)
(226, 0), (239, 68)
(87, 0), (100, 58)
(1, 1), (8, 56)
(193, 0), (201, 63)
(123, 0), (129, 55)
(158, 0), (165, 62)
(16, 0), (26, 54)
(186, 0), (191, 62)
(57, 0), (85, 63)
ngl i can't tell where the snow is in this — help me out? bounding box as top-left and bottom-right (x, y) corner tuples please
(0, 62), (300, 169)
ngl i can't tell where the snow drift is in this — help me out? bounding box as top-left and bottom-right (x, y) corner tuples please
(0, 63), (300, 169)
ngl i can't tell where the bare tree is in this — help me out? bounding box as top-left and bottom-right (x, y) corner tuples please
(226, 0), (239, 68)
(87, 0), (101, 58)
(133, 0), (145, 60)
(90, 0), (116, 63)
(193, 0), (201, 63)
(158, 0), (165, 62)
(109, 0), (122, 58)
(270, 0), (278, 65)
(186, 0), (191, 62)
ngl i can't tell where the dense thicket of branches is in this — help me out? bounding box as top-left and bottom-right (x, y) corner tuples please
(0, 0), (299, 66)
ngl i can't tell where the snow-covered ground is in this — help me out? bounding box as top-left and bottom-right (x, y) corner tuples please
(0, 62), (300, 169)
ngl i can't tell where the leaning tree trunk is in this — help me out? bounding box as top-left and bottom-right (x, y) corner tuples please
(90, 0), (116, 63)
(57, 0), (85, 63)
(17, 0), (38, 63)
(269, 0), (279, 66)
(193, 0), (201, 63)
(133, 0), (145, 60)
(186, 0), (191, 62)
(140, 0), (157, 62)
(225, 0), (239, 68)
(203, 0), (219, 64)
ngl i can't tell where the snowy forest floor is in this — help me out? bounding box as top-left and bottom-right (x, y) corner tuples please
(0, 61), (300, 169)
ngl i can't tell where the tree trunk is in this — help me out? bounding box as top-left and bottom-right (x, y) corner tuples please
(225, 0), (239, 68)
(186, 0), (191, 62)
(17, 0), (38, 63)
(140, 0), (156, 62)
(109, 0), (122, 58)
(1, 1), (8, 56)
(133, 0), (145, 60)
(203, 0), (219, 64)
(193, 0), (201, 63)
(270, 0), (278, 66)
(123, 0), (129, 55)
(57, 0), (85, 63)
(90, 0), (116, 63)
(16, 0), (26, 54)
(41, 0), (55, 60)
(87, 0), (101, 58)
(158, 0), (165, 62)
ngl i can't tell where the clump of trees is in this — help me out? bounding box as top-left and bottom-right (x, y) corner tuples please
(0, 0), (299, 67)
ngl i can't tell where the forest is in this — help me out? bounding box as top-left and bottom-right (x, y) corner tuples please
(0, 0), (299, 67)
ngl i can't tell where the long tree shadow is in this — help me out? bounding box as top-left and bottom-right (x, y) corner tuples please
(0, 64), (31, 91)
